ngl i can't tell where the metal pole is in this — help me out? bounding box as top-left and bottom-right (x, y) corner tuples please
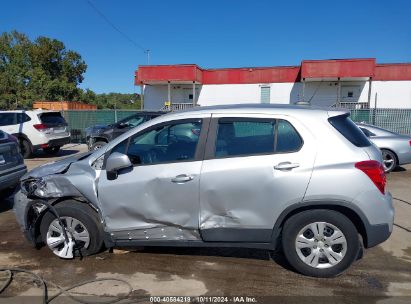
(140, 84), (144, 110)
(373, 92), (378, 125)
(192, 81), (196, 106)
(302, 78), (305, 102)
(114, 102), (117, 122)
(367, 78), (372, 109)
(337, 78), (341, 106)
(145, 50), (150, 65)
(168, 81), (171, 110)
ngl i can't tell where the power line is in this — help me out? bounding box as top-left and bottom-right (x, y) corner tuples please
(84, 0), (149, 56)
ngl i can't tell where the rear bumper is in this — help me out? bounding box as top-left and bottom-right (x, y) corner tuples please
(34, 136), (71, 149)
(397, 151), (411, 166)
(366, 223), (393, 248)
(0, 165), (27, 191)
(363, 191), (394, 248)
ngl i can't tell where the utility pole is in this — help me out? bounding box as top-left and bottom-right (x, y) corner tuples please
(145, 49), (150, 65)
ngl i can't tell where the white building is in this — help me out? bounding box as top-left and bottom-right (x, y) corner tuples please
(135, 58), (411, 110)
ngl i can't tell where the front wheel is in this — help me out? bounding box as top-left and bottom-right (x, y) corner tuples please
(281, 209), (360, 277)
(40, 200), (104, 258)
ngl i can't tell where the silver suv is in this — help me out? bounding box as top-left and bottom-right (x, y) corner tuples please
(14, 105), (394, 277)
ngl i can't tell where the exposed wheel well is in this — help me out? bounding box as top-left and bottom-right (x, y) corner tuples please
(276, 204), (368, 248)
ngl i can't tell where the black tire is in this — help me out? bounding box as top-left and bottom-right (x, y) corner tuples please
(91, 141), (107, 151)
(40, 200), (104, 257)
(381, 149), (398, 173)
(281, 209), (360, 277)
(19, 138), (32, 158)
(43, 146), (61, 155)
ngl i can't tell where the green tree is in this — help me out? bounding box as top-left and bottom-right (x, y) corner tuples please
(0, 31), (87, 109)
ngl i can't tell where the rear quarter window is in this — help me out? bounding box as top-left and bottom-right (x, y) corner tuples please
(328, 114), (371, 147)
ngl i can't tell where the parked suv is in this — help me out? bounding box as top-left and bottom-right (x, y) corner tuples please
(85, 111), (165, 151)
(0, 130), (27, 196)
(0, 110), (70, 158)
(14, 104), (393, 277)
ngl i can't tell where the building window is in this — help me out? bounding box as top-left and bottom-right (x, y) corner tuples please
(260, 86), (270, 104)
(347, 91), (354, 98)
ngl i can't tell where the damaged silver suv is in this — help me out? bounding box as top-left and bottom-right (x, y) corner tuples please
(13, 104), (394, 277)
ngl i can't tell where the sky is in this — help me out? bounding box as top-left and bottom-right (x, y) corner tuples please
(1, 0), (411, 94)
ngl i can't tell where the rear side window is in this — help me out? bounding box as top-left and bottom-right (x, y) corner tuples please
(0, 113), (16, 126)
(329, 114), (371, 147)
(16, 113), (31, 123)
(359, 127), (376, 137)
(40, 112), (66, 124)
(276, 120), (303, 153)
(215, 119), (276, 157)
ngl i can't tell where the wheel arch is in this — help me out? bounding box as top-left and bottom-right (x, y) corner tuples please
(28, 197), (102, 246)
(272, 200), (371, 249)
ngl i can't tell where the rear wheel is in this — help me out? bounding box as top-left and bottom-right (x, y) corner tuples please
(19, 138), (32, 158)
(281, 209), (360, 277)
(40, 201), (104, 258)
(43, 146), (61, 155)
(381, 149), (397, 173)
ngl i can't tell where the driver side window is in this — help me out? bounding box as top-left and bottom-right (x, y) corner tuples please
(112, 120), (202, 166)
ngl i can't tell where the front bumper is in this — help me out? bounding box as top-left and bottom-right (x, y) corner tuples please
(0, 165), (27, 192)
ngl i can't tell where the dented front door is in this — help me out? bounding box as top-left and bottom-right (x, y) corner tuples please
(97, 117), (209, 241)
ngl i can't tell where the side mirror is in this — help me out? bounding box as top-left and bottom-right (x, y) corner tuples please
(106, 152), (132, 180)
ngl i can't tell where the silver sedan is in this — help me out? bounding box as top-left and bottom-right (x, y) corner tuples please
(357, 123), (411, 172)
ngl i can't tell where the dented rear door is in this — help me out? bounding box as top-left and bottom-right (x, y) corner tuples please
(199, 113), (316, 242)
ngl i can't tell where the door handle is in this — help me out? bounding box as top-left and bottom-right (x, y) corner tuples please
(274, 162), (300, 171)
(171, 174), (193, 183)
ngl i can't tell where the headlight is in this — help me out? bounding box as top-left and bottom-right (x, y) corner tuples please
(22, 178), (62, 198)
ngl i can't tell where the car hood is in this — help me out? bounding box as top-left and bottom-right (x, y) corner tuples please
(22, 151), (93, 179)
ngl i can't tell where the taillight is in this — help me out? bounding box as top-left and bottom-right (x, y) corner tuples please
(33, 124), (49, 131)
(355, 160), (386, 194)
(409, 140), (411, 147)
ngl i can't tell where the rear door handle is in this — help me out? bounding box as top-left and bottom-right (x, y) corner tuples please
(171, 174), (193, 183)
(274, 162), (300, 171)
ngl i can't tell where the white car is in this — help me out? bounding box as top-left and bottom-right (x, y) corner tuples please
(0, 110), (71, 158)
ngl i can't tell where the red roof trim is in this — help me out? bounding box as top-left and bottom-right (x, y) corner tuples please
(374, 63), (411, 81)
(135, 59), (411, 85)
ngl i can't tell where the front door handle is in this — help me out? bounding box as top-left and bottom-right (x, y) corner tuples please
(274, 162), (300, 171)
(171, 174), (193, 183)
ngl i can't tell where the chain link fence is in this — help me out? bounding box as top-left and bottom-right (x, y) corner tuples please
(350, 108), (411, 135)
(62, 108), (411, 143)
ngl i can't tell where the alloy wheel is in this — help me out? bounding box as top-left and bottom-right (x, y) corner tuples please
(382, 150), (396, 172)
